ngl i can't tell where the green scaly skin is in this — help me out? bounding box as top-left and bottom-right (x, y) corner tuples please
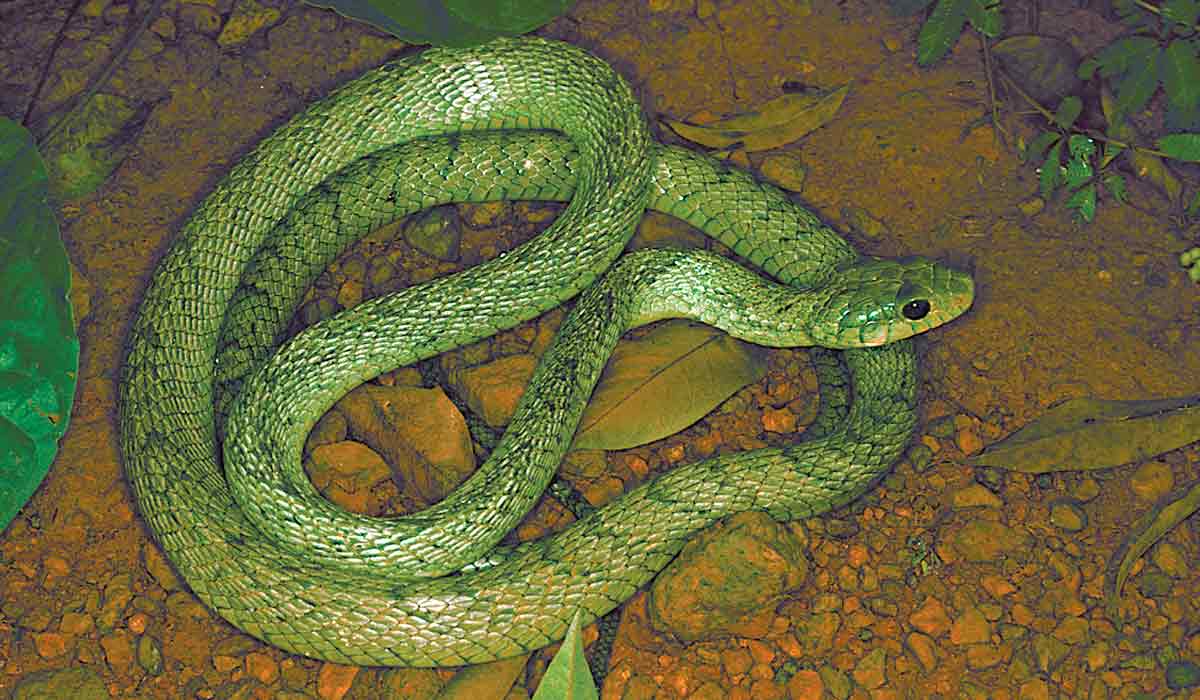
(119, 37), (974, 666)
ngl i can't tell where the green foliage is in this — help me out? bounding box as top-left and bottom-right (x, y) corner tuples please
(0, 118), (79, 533)
(303, 0), (575, 48)
(913, 0), (1001, 66)
(532, 610), (599, 700)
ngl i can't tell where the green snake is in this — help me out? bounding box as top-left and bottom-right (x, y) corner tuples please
(119, 37), (974, 666)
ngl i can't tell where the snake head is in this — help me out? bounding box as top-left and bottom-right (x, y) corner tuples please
(809, 256), (974, 348)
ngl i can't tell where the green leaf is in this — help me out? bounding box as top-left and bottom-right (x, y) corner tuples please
(1094, 36), (1160, 79)
(1067, 134), (1097, 170)
(1101, 140), (1125, 168)
(572, 320), (769, 451)
(1039, 139), (1063, 198)
(0, 118), (79, 534)
(963, 0), (1002, 37)
(1024, 131), (1061, 163)
(966, 395), (1200, 473)
(1066, 183), (1097, 222)
(1102, 173), (1128, 203)
(1157, 132), (1200, 161)
(532, 609), (599, 700)
(1190, 189), (1200, 216)
(1113, 49), (1163, 119)
(1078, 58), (1100, 80)
(917, 0), (968, 66)
(1162, 0), (1200, 29)
(1053, 96), (1083, 130)
(301, 0), (575, 47)
(1108, 480), (1200, 600)
(1162, 39), (1200, 130)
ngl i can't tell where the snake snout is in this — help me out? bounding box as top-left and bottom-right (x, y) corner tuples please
(811, 257), (975, 348)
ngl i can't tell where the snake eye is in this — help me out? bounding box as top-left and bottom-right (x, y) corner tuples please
(901, 299), (931, 320)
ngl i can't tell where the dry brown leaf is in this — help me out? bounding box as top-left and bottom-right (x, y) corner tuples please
(572, 320), (769, 451)
(663, 84), (850, 152)
(966, 395), (1200, 473)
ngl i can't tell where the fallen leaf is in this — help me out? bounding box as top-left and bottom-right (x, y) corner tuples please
(572, 320), (769, 451)
(1107, 480), (1200, 599)
(663, 84), (850, 152)
(966, 395), (1200, 473)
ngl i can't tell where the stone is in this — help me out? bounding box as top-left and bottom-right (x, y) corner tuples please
(11, 667), (111, 700)
(648, 512), (807, 642)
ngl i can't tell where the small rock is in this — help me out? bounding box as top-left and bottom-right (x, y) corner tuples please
(100, 630), (135, 672)
(245, 651), (279, 683)
(1049, 498), (1087, 532)
(950, 483), (1002, 508)
(905, 632), (937, 671)
(758, 152), (807, 192)
(648, 512), (808, 642)
(1152, 541), (1188, 578)
(1031, 633), (1070, 672)
(1136, 571), (1173, 598)
(947, 519), (1030, 562)
(761, 406), (797, 433)
(1129, 461), (1173, 502)
(851, 647), (886, 689)
(404, 206), (462, 261)
(449, 354), (537, 428)
(457, 201), (507, 228)
(909, 596), (951, 637)
(949, 606), (990, 645)
(10, 667), (111, 700)
(785, 669), (823, 700)
(318, 663), (359, 700)
(1166, 659), (1200, 690)
(32, 632), (70, 658)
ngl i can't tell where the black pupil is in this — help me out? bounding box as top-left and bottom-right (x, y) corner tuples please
(902, 299), (931, 320)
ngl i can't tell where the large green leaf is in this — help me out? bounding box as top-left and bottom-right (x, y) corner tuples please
(303, 0), (575, 47)
(572, 321), (769, 451)
(1161, 39), (1200, 131)
(1094, 36), (1160, 79)
(963, 0), (1002, 38)
(1113, 50), (1162, 120)
(0, 118), (78, 533)
(916, 0), (968, 66)
(1157, 132), (1200, 161)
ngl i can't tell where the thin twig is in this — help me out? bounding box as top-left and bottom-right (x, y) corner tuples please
(979, 33), (1008, 147)
(21, 0), (86, 128)
(994, 70), (1175, 157)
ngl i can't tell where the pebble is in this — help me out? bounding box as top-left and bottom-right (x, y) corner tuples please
(1152, 541), (1189, 578)
(950, 483), (1003, 508)
(317, 663), (359, 700)
(1129, 461), (1174, 501)
(949, 606), (990, 645)
(909, 596), (950, 637)
(1049, 498), (1087, 531)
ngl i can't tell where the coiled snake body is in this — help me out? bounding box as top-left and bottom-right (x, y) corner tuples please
(120, 38), (973, 665)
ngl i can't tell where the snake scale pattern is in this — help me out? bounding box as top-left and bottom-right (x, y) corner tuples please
(120, 37), (973, 666)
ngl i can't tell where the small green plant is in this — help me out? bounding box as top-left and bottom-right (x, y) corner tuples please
(892, 0), (1003, 66)
(897, 0), (1200, 224)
